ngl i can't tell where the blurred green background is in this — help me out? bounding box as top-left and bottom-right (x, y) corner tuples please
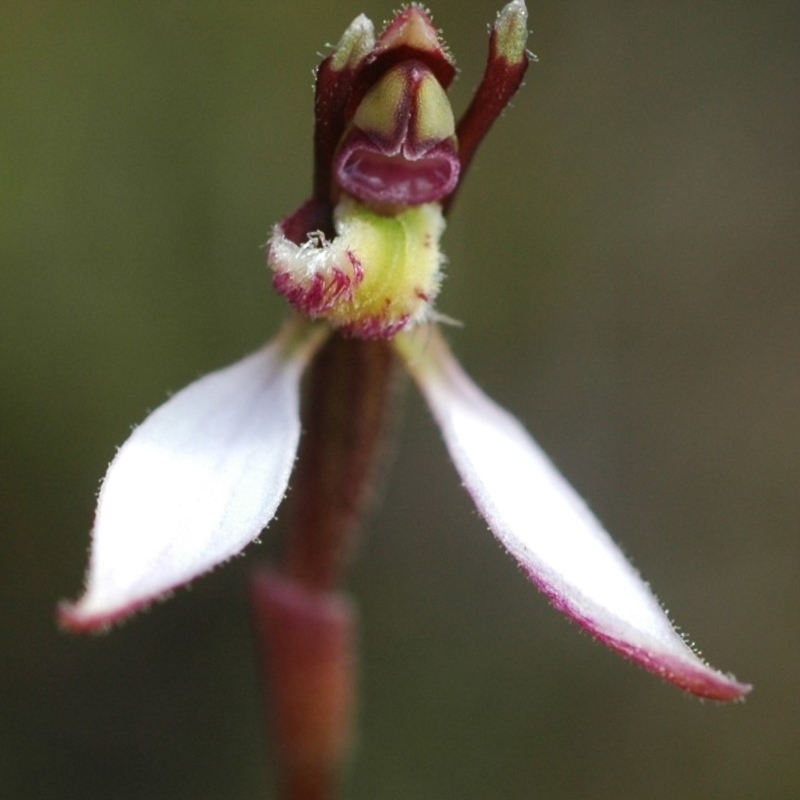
(2, 0), (798, 798)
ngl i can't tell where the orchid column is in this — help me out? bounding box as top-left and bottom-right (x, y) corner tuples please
(61, 4), (749, 800)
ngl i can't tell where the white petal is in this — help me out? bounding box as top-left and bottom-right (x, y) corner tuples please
(61, 320), (328, 631)
(397, 326), (749, 700)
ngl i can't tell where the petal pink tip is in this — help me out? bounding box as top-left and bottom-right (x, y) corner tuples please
(57, 597), (148, 634)
(543, 585), (752, 701)
(634, 652), (752, 701)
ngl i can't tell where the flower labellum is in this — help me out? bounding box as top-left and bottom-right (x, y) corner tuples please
(269, 197), (445, 338)
(334, 60), (460, 207)
(62, 1), (750, 704)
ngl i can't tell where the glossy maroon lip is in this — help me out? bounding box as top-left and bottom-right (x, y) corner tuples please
(335, 142), (460, 206)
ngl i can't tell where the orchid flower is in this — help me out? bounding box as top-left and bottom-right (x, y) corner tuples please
(61, 1), (749, 703)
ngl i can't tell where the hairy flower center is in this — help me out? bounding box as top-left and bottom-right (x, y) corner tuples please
(268, 197), (446, 339)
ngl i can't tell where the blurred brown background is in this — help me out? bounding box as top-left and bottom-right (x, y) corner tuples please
(2, 1), (798, 798)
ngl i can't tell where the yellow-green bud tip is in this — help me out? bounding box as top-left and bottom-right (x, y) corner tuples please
(331, 14), (376, 72)
(495, 0), (528, 65)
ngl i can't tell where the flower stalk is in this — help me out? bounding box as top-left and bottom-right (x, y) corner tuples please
(254, 338), (399, 800)
(250, 569), (357, 800)
(283, 336), (399, 592)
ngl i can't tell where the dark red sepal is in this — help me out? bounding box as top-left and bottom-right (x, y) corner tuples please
(445, 13), (530, 212)
(314, 56), (361, 202)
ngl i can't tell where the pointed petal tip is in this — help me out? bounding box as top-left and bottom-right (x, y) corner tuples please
(620, 645), (752, 702)
(647, 655), (752, 702)
(593, 629), (751, 702)
(532, 572), (751, 702)
(57, 580), (182, 633)
(57, 597), (144, 634)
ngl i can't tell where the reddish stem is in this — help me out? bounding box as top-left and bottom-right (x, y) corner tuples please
(284, 334), (400, 592)
(251, 334), (399, 800)
(250, 569), (357, 800)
